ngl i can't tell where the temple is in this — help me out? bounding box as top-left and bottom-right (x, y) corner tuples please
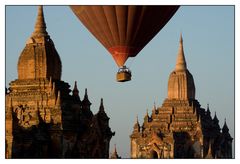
(130, 34), (233, 159)
(5, 6), (114, 158)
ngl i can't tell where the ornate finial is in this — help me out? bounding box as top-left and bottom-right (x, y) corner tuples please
(31, 6), (48, 37)
(175, 33), (187, 71)
(84, 88), (88, 99)
(180, 32), (183, 43)
(72, 81), (79, 96)
(136, 115), (139, 123)
(99, 98), (104, 112)
(74, 81), (78, 90)
(224, 118), (227, 127)
(206, 103), (210, 115)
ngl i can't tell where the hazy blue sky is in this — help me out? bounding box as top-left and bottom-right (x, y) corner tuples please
(6, 6), (234, 158)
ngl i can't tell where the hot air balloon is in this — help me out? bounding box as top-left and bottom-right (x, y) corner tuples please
(70, 6), (179, 82)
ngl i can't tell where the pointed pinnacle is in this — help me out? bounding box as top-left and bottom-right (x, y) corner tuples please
(224, 118), (228, 127)
(84, 88), (88, 99)
(31, 5), (48, 37)
(175, 33), (187, 71)
(207, 103), (211, 112)
(180, 32), (183, 43)
(99, 98), (104, 111)
(222, 118), (229, 133)
(135, 115), (140, 126)
(73, 81), (78, 90)
(73, 81), (79, 96)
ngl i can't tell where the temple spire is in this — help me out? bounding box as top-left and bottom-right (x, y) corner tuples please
(31, 5), (48, 37)
(136, 115), (140, 126)
(133, 115), (140, 132)
(222, 118), (229, 133)
(206, 103), (211, 115)
(175, 33), (187, 71)
(99, 98), (104, 112)
(82, 88), (92, 106)
(72, 81), (79, 96)
(84, 88), (88, 100)
(213, 111), (219, 122)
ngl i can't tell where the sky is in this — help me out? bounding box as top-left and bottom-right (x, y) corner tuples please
(5, 5), (234, 158)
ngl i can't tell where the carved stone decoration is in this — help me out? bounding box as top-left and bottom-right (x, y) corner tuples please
(13, 105), (38, 128)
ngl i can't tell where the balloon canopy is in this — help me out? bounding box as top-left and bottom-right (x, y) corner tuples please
(71, 6), (179, 67)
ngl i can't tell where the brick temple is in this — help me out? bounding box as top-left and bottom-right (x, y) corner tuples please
(5, 6), (114, 158)
(130, 35), (233, 159)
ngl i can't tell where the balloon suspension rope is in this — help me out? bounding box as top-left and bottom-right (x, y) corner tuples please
(127, 57), (136, 69)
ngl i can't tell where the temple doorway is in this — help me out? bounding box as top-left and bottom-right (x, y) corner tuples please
(150, 150), (158, 159)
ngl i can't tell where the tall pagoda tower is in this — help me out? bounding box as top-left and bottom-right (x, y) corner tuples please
(130, 34), (233, 159)
(6, 6), (114, 158)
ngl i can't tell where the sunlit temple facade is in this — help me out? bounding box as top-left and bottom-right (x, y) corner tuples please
(5, 6), (114, 158)
(130, 35), (233, 159)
